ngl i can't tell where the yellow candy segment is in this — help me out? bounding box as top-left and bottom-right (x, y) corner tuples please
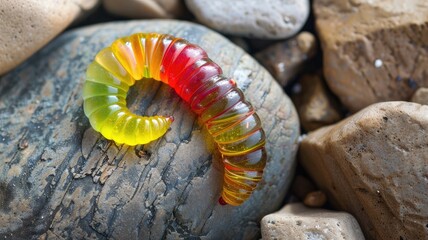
(83, 35), (173, 146)
(95, 48), (135, 86)
(111, 37), (143, 80)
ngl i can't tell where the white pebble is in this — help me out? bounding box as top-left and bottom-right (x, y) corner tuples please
(374, 59), (383, 68)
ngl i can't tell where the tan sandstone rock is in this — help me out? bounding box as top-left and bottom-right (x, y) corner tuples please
(299, 101), (428, 240)
(261, 203), (365, 240)
(103, 0), (186, 19)
(255, 32), (317, 87)
(315, 0), (428, 112)
(293, 73), (343, 132)
(411, 87), (428, 105)
(0, 0), (99, 75)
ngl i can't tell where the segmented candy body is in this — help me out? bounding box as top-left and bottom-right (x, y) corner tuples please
(83, 33), (266, 206)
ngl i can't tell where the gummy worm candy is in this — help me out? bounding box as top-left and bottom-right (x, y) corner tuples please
(82, 33), (267, 206)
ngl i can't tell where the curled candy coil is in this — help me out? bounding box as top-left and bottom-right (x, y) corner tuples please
(82, 33), (267, 206)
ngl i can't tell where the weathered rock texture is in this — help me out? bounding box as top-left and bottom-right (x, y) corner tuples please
(255, 32), (317, 87)
(185, 0), (310, 39)
(0, 20), (299, 239)
(411, 87), (428, 105)
(315, 0), (428, 112)
(299, 101), (428, 240)
(103, 0), (187, 19)
(0, 0), (99, 76)
(293, 73), (342, 132)
(261, 203), (365, 240)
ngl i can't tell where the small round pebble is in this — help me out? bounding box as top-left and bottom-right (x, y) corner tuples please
(303, 191), (327, 207)
(297, 32), (317, 54)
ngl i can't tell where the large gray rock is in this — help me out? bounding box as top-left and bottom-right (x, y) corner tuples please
(185, 0), (310, 39)
(0, 20), (299, 239)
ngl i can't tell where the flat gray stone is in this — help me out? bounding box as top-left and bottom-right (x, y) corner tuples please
(185, 0), (309, 39)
